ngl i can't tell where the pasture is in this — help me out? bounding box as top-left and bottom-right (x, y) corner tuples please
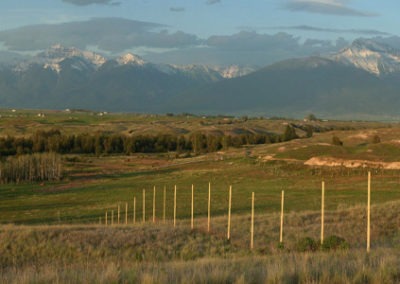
(1, 109), (400, 282)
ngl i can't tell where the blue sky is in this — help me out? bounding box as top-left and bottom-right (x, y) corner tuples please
(0, 0), (399, 66)
(1, 0), (397, 36)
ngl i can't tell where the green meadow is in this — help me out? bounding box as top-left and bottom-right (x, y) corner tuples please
(1, 109), (400, 282)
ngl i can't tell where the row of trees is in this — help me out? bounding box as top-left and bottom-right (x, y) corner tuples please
(0, 153), (62, 184)
(0, 126), (299, 157)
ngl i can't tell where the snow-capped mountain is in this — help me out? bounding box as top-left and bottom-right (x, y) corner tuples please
(0, 44), (248, 112)
(213, 65), (255, 79)
(38, 44), (106, 73)
(332, 39), (400, 76)
(116, 53), (146, 66)
(10, 44), (254, 80)
(5, 40), (400, 118)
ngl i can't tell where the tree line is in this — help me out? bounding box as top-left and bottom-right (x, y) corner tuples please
(0, 126), (299, 157)
(0, 153), (62, 184)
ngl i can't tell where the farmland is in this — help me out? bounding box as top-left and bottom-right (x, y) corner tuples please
(1, 109), (400, 282)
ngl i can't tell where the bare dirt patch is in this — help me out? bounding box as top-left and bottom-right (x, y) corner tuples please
(305, 156), (400, 169)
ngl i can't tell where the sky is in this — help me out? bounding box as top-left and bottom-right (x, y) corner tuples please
(0, 0), (399, 66)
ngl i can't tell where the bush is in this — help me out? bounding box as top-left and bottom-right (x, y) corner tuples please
(305, 113), (318, 121)
(371, 135), (381, 144)
(332, 136), (343, 146)
(321, 235), (349, 251)
(295, 237), (319, 252)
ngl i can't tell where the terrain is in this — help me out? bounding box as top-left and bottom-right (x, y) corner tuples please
(1, 110), (400, 282)
(2, 39), (400, 119)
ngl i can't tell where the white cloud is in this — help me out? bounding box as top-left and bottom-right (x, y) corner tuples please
(62, 0), (120, 6)
(284, 0), (377, 17)
(206, 0), (221, 5)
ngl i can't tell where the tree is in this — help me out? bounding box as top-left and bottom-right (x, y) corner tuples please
(305, 125), (314, 138)
(332, 135), (343, 146)
(305, 113), (318, 121)
(282, 125), (298, 141)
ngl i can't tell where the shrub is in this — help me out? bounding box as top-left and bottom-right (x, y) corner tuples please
(305, 113), (318, 121)
(282, 125), (298, 142)
(332, 136), (343, 146)
(295, 237), (319, 252)
(321, 235), (349, 251)
(371, 135), (381, 144)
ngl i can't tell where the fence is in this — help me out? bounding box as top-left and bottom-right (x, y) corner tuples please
(101, 172), (373, 253)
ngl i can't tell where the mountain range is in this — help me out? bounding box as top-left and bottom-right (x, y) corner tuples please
(1, 39), (400, 119)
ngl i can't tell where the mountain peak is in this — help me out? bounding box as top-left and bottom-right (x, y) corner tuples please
(351, 39), (394, 53)
(37, 44), (106, 72)
(333, 39), (400, 75)
(116, 53), (146, 66)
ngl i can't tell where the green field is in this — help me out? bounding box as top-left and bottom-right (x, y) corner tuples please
(1, 110), (400, 282)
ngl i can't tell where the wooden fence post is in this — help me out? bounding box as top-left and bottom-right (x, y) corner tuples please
(251, 192), (254, 250)
(163, 186), (166, 224)
(280, 190), (284, 244)
(227, 185), (232, 240)
(133, 197), (136, 224)
(143, 189), (146, 223)
(174, 185), (177, 227)
(321, 181), (325, 245)
(118, 204), (120, 225)
(125, 202), (128, 225)
(191, 184), (194, 230)
(367, 171), (371, 253)
(208, 182), (211, 233)
(111, 210), (114, 226)
(153, 186), (156, 223)
(105, 211), (108, 226)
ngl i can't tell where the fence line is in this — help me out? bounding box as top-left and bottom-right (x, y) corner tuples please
(95, 174), (373, 252)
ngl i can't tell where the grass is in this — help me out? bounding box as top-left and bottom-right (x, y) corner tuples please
(2, 110), (400, 282)
(2, 198), (400, 282)
(2, 151), (400, 225)
(3, 250), (400, 283)
(0, 109), (393, 137)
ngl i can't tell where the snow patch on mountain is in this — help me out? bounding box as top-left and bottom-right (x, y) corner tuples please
(116, 53), (146, 66)
(332, 39), (400, 75)
(216, 65), (255, 78)
(34, 44), (106, 73)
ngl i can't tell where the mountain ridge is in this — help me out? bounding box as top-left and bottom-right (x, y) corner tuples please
(331, 38), (400, 75)
(1, 39), (400, 119)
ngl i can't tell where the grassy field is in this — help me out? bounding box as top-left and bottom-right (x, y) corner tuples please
(1, 110), (400, 282)
(2, 199), (400, 283)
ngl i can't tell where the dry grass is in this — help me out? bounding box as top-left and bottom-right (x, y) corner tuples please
(1, 199), (400, 283)
(2, 250), (400, 283)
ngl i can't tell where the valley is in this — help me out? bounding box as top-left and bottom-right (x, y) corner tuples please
(1, 110), (400, 282)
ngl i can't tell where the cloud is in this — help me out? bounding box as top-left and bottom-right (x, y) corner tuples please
(206, 0), (221, 5)
(0, 18), (200, 53)
(206, 31), (302, 51)
(146, 31), (345, 66)
(170, 7), (185, 12)
(273, 25), (390, 36)
(62, 0), (120, 6)
(283, 0), (377, 17)
(0, 17), (361, 68)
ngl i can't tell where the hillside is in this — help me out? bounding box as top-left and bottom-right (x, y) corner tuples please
(170, 56), (400, 119)
(2, 38), (400, 119)
(1, 111), (400, 282)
